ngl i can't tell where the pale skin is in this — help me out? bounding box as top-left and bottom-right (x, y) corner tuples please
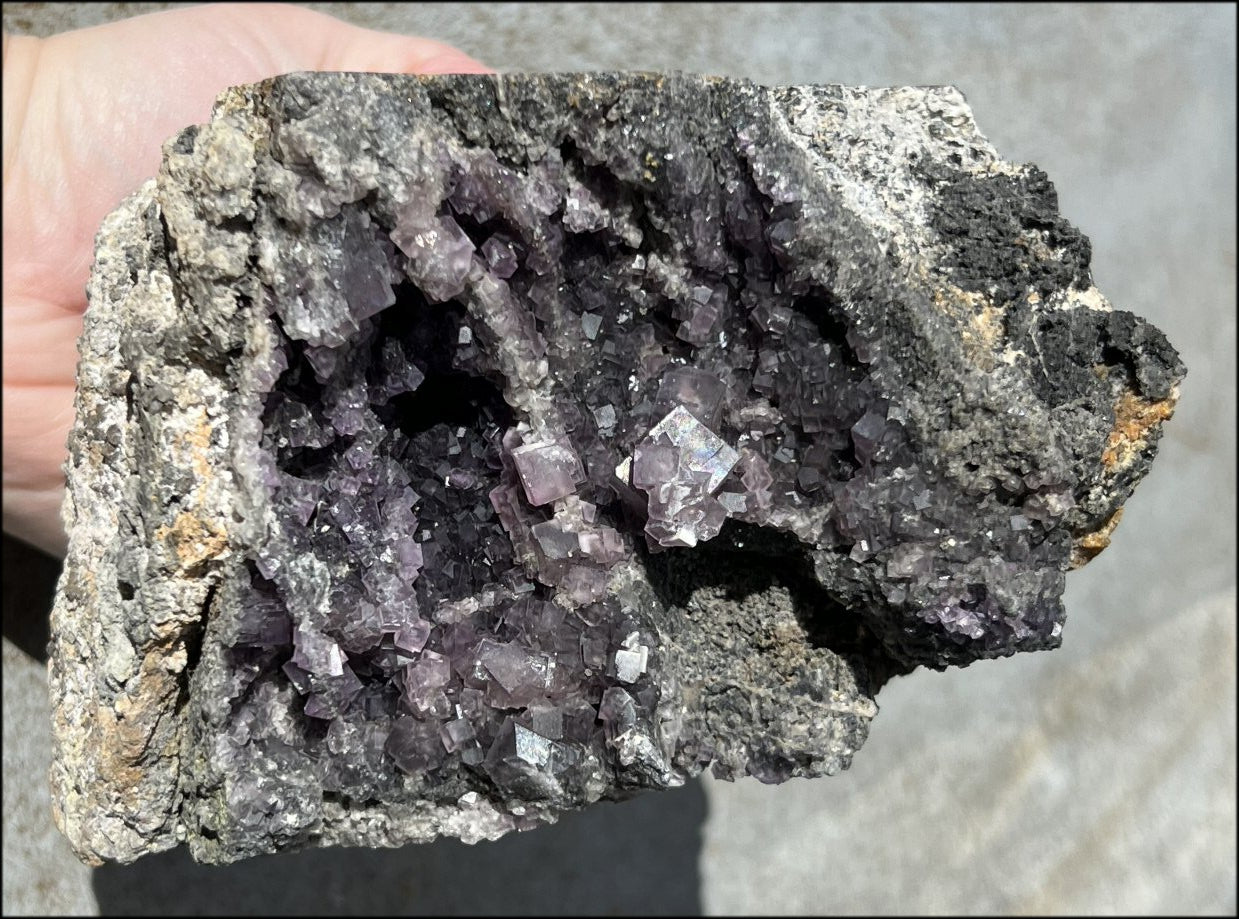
(2, 3), (490, 558)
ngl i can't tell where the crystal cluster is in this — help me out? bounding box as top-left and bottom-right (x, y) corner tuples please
(626, 405), (739, 547)
(50, 73), (1183, 866)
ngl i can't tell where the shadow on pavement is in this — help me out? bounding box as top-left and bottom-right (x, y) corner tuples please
(92, 783), (706, 915)
(1, 534), (59, 662)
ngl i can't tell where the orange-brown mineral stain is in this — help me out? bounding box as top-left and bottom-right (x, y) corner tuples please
(931, 285), (1004, 369)
(182, 409), (214, 482)
(1071, 388), (1178, 568)
(153, 408), (228, 572)
(155, 511), (228, 572)
(1101, 390), (1178, 473)
(1070, 506), (1125, 569)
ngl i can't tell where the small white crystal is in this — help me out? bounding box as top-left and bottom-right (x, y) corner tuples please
(614, 646), (648, 683)
(514, 724), (553, 767)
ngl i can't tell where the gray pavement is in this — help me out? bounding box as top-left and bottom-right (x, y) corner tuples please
(3, 3), (1235, 914)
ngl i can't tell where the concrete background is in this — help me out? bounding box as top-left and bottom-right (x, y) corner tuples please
(3, 2), (1235, 914)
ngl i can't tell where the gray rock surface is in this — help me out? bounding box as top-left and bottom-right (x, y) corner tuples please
(50, 70), (1181, 867)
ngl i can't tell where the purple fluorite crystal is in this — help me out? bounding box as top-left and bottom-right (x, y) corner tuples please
(50, 72), (1183, 867)
(511, 442), (586, 507)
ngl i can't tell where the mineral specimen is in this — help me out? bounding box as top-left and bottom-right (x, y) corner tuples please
(49, 72), (1184, 866)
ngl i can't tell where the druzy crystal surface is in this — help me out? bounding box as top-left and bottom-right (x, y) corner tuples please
(50, 73), (1183, 866)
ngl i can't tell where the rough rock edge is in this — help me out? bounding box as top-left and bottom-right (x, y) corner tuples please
(48, 180), (231, 865)
(49, 80), (265, 867)
(48, 73), (1181, 866)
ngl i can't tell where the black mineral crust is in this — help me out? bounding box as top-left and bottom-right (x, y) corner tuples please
(50, 72), (1184, 866)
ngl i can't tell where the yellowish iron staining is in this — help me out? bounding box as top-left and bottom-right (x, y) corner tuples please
(142, 405), (230, 571)
(1101, 390), (1178, 473)
(932, 285), (1004, 369)
(1070, 506), (1125, 569)
(155, 511), (228, 573)
(1069, 388), (1178, 567)
(178, 408), (214, 482)
(968, 301), (1004, 352)
(643, 151), (659, 183)
(94, 639), (186, 803)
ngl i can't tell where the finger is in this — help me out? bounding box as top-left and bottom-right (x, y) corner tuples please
(325, 31), (494, 75)
(201, 3), (493, 75)
(1, 380), (74, 557)
(0, 292), (84, 387)
(2, 485), (68, 558)
(4, 3), (492, 309)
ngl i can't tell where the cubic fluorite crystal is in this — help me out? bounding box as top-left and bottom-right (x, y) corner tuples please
(49, 72), (1183, 866)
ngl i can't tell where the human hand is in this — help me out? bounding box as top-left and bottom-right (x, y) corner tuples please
(2, 3), (489, 558)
